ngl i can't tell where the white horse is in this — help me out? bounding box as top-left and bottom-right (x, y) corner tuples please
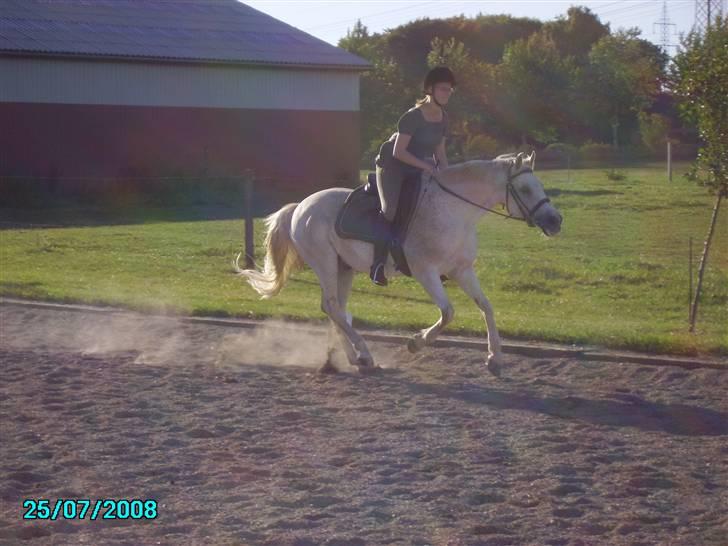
(235, 151), (562, 376)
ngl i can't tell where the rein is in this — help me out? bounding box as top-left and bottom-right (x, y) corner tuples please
(431, 167), (550, 227)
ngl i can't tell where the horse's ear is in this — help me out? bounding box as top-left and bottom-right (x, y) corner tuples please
(514, 153), (523, 171)
(529, 150), (536, 170)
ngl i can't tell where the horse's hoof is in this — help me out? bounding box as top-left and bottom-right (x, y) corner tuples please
(486, 357), (502, 377)
(407, 337), (423, 353)
(358, 364), (382, 375)
(318, 360), (338, 374)
(355, 356), (374, 369)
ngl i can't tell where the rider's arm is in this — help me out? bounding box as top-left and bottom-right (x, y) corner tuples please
(434, 138), (448, 169)
(393, 133), (434, 171)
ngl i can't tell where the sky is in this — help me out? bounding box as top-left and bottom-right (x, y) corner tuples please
(244, 0), (715, 56)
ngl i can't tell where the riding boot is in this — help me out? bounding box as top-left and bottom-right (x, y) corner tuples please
(370, 212), (393, 286)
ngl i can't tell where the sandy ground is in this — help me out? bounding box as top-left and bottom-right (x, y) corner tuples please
(0, 303), (727, 546)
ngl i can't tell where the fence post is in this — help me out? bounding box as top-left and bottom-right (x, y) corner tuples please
(689, 237), (693, 325)
(667, 141), (672, 182)
(244, 172), (254, 269)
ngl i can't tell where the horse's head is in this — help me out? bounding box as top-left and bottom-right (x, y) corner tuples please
(500, 152), (562, 236)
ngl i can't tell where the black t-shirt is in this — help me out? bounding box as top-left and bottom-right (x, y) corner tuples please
(397, 107), (449, 159)
(376, 107), (449, 173)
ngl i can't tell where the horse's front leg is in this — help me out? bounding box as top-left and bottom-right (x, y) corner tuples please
(408, 268), (454, 353)
(452, 266), (504, 377)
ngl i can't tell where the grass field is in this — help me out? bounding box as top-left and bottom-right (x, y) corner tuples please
(1, 162), (726, 356)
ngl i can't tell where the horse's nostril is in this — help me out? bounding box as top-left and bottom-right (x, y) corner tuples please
(547, 214), (562, 233)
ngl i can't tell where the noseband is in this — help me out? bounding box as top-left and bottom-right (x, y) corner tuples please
(432, 166), (551, 227)
(505, 167), (551, 227)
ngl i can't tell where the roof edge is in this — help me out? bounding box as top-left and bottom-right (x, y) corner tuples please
(0, 50), (373, 72)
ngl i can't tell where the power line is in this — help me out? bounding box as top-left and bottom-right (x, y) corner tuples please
(303, 2), (436, 33)
(295, 1), (695, 48)
(592, 0), (656, 18)
(608, 4), (670, 27)
(590, 1), (628, 12)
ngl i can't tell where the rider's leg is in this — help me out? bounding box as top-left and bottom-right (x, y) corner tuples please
(370, 165), (402, 286)
(370, 216), (391, 286)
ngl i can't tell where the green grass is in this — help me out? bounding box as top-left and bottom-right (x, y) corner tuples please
(1, 163), (726, 356)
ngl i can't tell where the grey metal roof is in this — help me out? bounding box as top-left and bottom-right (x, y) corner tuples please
(0, 0), (371, 70)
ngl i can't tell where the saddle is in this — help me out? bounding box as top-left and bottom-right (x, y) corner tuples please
(335, 172), (422, 277)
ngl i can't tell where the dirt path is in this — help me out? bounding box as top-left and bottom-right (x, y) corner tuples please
(1, 304), (727, 545)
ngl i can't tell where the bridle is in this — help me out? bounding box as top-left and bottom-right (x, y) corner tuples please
(432, 166), (551, 227)
(504, 167), (552, 227)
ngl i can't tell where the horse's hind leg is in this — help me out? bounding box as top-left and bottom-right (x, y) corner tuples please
(452, 266), (503, 376)
(337, 258), (355, 324)
(408, 268), (454, 353)
(320, 321), (341, 374)
(320, 261), (356, 374)
(313, 253), (375, 371)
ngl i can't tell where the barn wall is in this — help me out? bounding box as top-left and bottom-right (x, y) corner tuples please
(0, 57), (360, 111)
(0, 57), (363, 205)
(0, 101), (360, 202)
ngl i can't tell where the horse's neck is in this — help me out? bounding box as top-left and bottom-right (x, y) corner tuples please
(437, 162), (507, 213)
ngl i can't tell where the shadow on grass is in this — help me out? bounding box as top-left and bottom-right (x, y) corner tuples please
(546, 188), (623, 198)
(0, 204), (275, 230)
(0, 281), (46, 298)
(289, 276), (434, 305)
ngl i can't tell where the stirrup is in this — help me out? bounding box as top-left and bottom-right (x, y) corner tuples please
(370, 263), (388, 286)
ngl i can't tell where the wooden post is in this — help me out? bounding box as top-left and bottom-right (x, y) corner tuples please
(244, 173), (254, 269)
(667, 141), (672, 182)
(689, 237), (693, 325)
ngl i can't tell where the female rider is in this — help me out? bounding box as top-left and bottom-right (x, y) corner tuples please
(370, 66), (455, 286)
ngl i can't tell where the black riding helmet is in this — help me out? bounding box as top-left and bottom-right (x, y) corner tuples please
(423, 66), (457, 94)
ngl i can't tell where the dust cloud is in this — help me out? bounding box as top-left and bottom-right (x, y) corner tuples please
(0, 304), (345, 371)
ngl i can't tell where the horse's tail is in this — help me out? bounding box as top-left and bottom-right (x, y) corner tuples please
(233, 202), (304, 298)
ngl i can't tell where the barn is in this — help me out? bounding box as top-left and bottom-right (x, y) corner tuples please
(0, 0), (371, 206)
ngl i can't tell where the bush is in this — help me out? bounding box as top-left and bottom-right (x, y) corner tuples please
(540, 143), (580, 164)
(620, 144), (656, 161)
(580, 141), (618, 163)
(604, 169), (627, 181)
(463, 134), (500, 160)
(639, 112), (671, 152)
(671, 142), (699, 161)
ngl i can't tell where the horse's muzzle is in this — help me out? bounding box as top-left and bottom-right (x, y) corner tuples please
(538, 211), (562, 236)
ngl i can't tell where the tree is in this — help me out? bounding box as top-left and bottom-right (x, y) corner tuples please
(638, 112), (671, 153)
(671, 16), (728, 331)
(498, 32), (577, 144)
(577, 29), (666, 147)
(385, 14), (542, 81)
(338, 19), (370, 57)
(543, 6), (609, 62)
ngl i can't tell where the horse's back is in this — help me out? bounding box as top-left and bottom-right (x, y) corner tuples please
(290, 186), (378, 273)
(293, 187), (352, 227)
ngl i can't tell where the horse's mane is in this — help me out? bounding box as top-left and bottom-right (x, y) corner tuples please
(440, 159), (505, 184)
(494, 153), (518, 160)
